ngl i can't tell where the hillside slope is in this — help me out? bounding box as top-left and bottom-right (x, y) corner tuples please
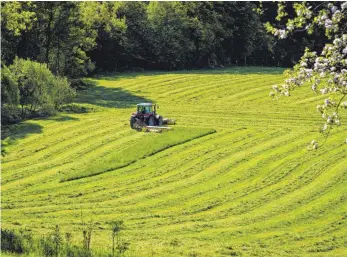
(2, 67), (347, 257)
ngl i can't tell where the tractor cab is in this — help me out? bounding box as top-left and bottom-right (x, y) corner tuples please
(135, 103), (159, 116)
(137, 103), (154, 115)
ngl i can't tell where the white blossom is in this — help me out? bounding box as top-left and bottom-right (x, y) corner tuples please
(331, 6), (338, 13)
(322, 123), (328, 131)
(278, 29), (287, 39)
(325, 19), (333, 29)
(309, 140), (318, 150)
(320, 88), (328, 94)
(333, 38), (342, 47)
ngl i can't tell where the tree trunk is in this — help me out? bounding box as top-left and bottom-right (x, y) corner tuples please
(21, 104), (25, 118)
(45, 4), (54, 64)
(265, 53), (268, 66)
(56, 37), (60, 75)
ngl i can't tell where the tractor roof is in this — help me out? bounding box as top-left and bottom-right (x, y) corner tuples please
(137, 103), (153, 106)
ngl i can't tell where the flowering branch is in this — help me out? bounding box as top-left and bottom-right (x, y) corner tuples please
(266, 2), (347, 148)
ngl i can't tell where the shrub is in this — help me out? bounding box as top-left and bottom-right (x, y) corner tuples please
(1, 65), (19, 107)
(52, 76), (76, 108)
(8, 57), (76, 118)
(40, 236), (56, 257)
(1, 106), (22, 125)
(1, 229), (24, 253)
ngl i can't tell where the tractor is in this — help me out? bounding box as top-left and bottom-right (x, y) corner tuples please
(130, 103), (163, 129)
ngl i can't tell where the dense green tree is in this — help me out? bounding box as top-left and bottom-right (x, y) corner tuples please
(1, 65), (19, 107)
(185, 1), (228, 67)
(1, 2), (126, 77)
(32, 2), (100, 78)
(116, 2), (153, 69)
(9, 58), (76, 117)
(146, 2), (194, 70)
(85, 2), (127, 72)
(1, 1), (36, 63)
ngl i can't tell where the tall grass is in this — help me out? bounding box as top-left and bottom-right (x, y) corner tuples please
(62, 127), (216, 182)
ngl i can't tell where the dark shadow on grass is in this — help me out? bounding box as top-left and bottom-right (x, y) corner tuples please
(92, 66), (285, 82)
(75, 85), (153, 109)
(1, 115), (80, 156)
(1, 123), (43, 141)
(1, 115), (79, 141)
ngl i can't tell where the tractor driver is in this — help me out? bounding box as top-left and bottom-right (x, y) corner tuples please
(138, 106), (145, 114)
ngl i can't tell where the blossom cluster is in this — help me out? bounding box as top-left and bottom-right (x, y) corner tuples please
(268, 2), (347, 147)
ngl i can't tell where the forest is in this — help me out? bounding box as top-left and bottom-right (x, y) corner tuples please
(2, 1), (329, 74)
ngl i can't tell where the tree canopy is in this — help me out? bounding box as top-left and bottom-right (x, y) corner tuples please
(2, 1), (326, 77)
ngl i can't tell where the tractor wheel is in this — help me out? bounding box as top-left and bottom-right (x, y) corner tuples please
(158, 116), (163, 126)
(148, 116), (155, 126)
(130, 117), (136, 128)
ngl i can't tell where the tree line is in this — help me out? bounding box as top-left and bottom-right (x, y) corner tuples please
(2, 1), (328, 77)
(1, 2), (328, 125)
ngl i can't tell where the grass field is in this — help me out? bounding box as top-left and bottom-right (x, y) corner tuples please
(2, 67), (347, 257)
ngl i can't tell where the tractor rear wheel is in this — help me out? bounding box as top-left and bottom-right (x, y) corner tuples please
(148, 116), (155, 126)
(130, 117), (136, 128)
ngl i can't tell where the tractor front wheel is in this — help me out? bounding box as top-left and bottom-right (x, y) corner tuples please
(158, 116), (163, 126)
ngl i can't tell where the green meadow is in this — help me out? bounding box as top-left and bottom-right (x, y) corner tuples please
(2, 67), (347, 256)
